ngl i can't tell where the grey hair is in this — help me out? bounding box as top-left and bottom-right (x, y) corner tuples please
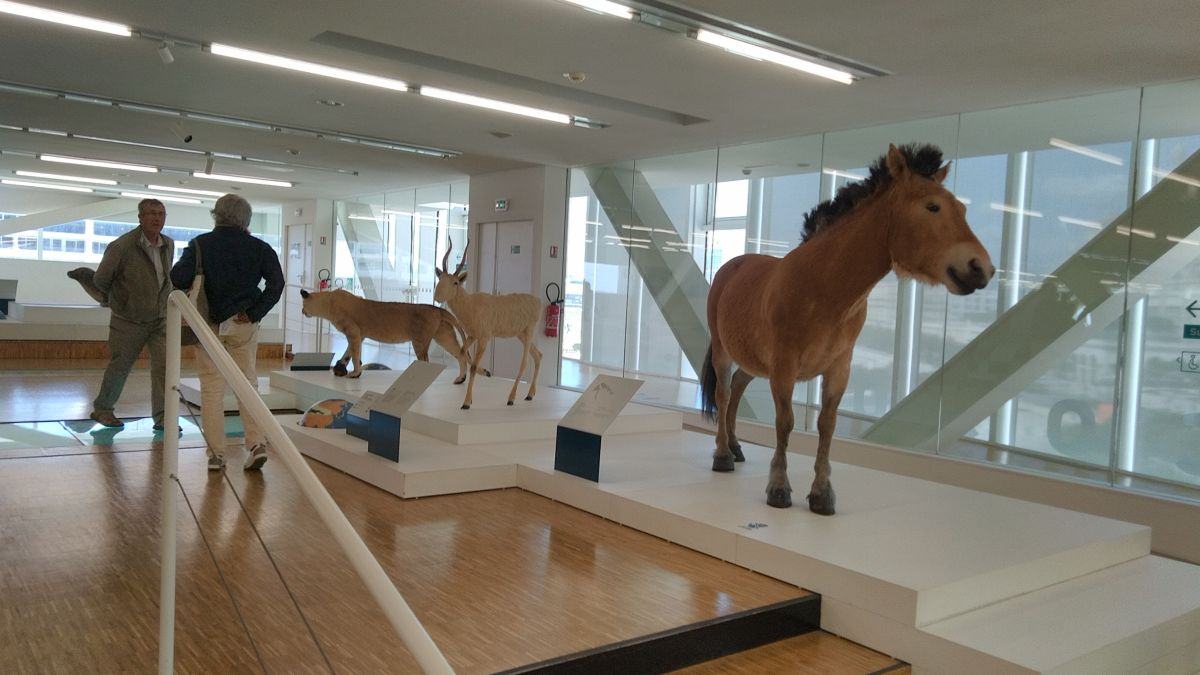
(211, 193), (252, 229)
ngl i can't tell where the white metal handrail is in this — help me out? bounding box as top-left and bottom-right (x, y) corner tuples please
(160, 289), (453, 674)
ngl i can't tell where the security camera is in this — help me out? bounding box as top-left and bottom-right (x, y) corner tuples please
(170, 119), (193, 144)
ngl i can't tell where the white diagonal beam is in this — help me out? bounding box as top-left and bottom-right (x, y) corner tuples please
(0, 197), (139, 237)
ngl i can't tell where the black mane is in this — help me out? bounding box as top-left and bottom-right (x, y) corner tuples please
(800, 143), (944, 243)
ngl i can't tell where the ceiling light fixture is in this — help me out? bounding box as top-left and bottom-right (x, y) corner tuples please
(0, 0), (131, 37)
(40, 154), (158, 172)
(209, 43), (410, 92)
(558, 0), (635, 19)
(192, 171), (293, 188)
(147, 184), (225, 197)
(15, 170), (117, 185)
(2, 178), (94, 192)
(695, 30), (853, 84)
(120, 191), (203, 205)
(1048, 138), (1124, 166)
(157, 41), (174, 64)
(419, 86), (571, 124)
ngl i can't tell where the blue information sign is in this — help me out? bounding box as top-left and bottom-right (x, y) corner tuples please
(1184, 324), (1200, 340)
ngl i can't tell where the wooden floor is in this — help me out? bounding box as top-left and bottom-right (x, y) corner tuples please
(0, 361), (906, 673)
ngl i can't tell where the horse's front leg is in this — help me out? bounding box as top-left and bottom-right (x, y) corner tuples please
(332, 341), (354, 377)
(766, 373), (796, 507)
(809, 358), (849, 516)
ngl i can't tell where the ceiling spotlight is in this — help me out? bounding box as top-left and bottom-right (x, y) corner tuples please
(203, 156), (214, 173)
(562, 71), (587, 83)
(285, 148), (300, 155)
(157, 41), (174, 64)
(317, 99), (344, 107)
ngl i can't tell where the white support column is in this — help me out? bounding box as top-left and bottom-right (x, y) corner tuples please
(990, 151), (1031, 455)
(892, 278), (921, 407)
(158, 299), (182, 674)
(1117, 138), (1156, 484)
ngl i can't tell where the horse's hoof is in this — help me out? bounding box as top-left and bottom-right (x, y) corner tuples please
(712, 455), (735, 472)
(507, 400), (514, 406)
(483, 369), (493, 377)
(730, 443), (745, 462)
(525, 395), (533, 401)
(453, 376), (466, 385)
(348, 372), (361, 379)
(807, 490), (836, 516)
(332, 364), (347, 376)
(461, 404), (470, 410)
(767, 487), (792, 508)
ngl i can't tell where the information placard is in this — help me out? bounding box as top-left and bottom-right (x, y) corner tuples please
(559, 375), (643, 436)
(374, 361), (445, 418)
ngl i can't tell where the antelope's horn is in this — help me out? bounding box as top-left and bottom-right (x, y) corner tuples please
(441, 238), (453, 273)
(455, 239), (470, 274)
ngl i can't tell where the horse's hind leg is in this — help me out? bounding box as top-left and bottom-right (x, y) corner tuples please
(506, 336), (531, 406)
(413, 338), (431, 362)
(726, 368), (754, 462)
(766, 373), (796, 508)
(808, 358), (849, 516)
(346, 334), (364, 378)
(711, 350), (736, 473)
(333, 341), (354, 377)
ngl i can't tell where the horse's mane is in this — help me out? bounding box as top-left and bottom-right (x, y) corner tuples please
(800, 143), (944, 243)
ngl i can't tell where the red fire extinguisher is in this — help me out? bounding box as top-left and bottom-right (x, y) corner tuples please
(544, 282), (563, 338)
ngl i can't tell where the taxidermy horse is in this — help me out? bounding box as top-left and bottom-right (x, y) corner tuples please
(701, 144), (994, 515)
(299, 288), (484, 382)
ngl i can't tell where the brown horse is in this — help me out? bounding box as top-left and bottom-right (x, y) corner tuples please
(701, 144), (994, 515)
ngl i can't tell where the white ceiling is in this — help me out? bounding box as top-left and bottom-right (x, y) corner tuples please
(1, 0), (1199, 203)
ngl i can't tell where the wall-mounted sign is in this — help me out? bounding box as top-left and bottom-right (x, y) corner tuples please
(1184, 324), (1200, 340)
(495, 198), (509, 212)
(1187, 300), (1198, 318)
(1181, 351), (1200, 374)
(510, 245), (521, 254)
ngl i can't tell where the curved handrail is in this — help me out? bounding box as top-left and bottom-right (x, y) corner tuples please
(160, 289), (453, 674)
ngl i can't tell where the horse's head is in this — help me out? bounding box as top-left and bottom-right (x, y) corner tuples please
(299, 287), (338, 318)
(883, 144), (994, 295)
(434, 238), (468, 304)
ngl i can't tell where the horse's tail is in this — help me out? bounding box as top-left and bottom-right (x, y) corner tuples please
(700, 344), (717, 422)
(442, 309), (469, 348)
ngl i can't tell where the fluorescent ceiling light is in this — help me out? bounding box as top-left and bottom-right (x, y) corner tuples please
(147, 184), (225, 197)
(1058, 215), (1102, 229)
(558, 0), (634, 19)
(0, 1), (131, 37)
(2, 178), (93, 192)
(120, 191), (203, 205)
(822, 168), (866, 181)
(990, 202), (1043, 218)
(695, 30), (854, 84)
(192, 171), (293, 188)
(15, 170), (117, 185)
(209, 43), (410, 93)
(420, 86), (571, 124)
(40, 154), (158, 172)
(1048, 138), (1124, 166)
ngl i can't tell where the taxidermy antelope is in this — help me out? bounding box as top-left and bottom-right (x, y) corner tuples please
(299, 288), (485, 382)
(435, 239), (543, 409)
(702, 144), (994, 515)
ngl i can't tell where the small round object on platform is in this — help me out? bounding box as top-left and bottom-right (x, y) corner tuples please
(363, 362), (392, 370)
(299, 398), (353, 429)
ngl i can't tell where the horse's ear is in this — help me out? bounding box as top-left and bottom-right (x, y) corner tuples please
(458, 270), (468, 283)
(300, 289), (309, 298)
(885, 143), (908, 177)
(434, 267), (442, 277)
(933, 161), (951, 184)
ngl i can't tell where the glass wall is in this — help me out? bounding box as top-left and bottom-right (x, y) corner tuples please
(562, 79), (1200, 502)
(329, 181), (468, 364)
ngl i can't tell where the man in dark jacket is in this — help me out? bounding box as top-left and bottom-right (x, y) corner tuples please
(90, 199), (173, 429)
(171, 194), (284, 471)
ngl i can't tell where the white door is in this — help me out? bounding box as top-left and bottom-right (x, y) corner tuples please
(283, 223), (319, 352)
(477, 221), (534, 379)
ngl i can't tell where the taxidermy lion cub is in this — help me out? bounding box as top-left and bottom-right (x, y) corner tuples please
(300, 288), (486, 382)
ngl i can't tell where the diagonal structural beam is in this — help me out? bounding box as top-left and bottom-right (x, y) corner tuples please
(0, 197), (138, 237)
(865, 147), (1200, 451)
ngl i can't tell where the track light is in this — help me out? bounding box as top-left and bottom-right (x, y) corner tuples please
(209, 43), (410, 93)
(419, 86), (571, 124)
(203, 156), (215, 174)
(157, 41), (174, 64)
(694, 30), (854, 84)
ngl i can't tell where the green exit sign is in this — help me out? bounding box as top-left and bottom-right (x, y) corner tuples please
(1185, 324), (1200, 339)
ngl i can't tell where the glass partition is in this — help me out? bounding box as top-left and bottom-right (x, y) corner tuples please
(562, 79), (1200, 503)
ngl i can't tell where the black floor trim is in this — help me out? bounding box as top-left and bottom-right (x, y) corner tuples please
(497, 594), (820, 675)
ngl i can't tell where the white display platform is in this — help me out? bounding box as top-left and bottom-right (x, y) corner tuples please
(280, 420), (1200, 673)
(180, 377), (297, 412)
(269, 369), (682, 444)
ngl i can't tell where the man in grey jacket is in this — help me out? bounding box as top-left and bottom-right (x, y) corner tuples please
(90, 199), (174, 429)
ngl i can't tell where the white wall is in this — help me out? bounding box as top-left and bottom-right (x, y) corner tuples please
(467, 166), (568, 386)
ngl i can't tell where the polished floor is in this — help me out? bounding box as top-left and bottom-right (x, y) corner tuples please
(0, 360), (905, 672)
